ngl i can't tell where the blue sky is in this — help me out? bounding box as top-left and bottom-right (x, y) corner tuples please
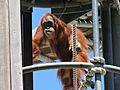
(32, 8), (104, 90)
(32, 8), (63, 90)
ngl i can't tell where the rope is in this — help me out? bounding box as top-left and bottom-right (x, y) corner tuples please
(72, 24), (78, 90)
(113, 0), (120, 15)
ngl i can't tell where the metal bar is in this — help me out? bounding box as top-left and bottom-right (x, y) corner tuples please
(104, 65), (120, 74)
(21, 9), (33, 90)
(21, 0), (82, 8)
(92, 0), (102, 90)
(111, 8), (120, 90)
(23, 62), (120, 75)
(53, 9), (91, 15)
(23, 62), (94, 74)
(101, 2), (114, 90)
(92, 0), (100, 57)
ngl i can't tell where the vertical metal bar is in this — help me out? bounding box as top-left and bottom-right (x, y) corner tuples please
(92, 0), (100, 57)
(111, 8), (120, 90)
(72, 24), (77, 90)
(21, 7), (33, 90)
(92, 0), (102, 90)
(101, 2), (114, 90)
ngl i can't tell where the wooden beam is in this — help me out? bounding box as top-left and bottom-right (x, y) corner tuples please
(0, 0), (11, 90)
(0, 0), (23, 90)
(9, 0), (23, 90)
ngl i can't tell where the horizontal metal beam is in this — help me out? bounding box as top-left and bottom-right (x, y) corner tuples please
(23, 62), (94, 74)
(52, 5), (91, 14)
(21, 0), (83, 8)
(23, 62), (120, 75)
(104, 65), (120, 74)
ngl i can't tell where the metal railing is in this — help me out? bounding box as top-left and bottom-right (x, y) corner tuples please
(23, 62), (120, 75)
(23, 62), (94, 74)
(22, 61), (120, 90)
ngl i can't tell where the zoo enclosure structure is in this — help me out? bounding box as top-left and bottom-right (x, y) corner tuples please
(1, 0), (120, 90)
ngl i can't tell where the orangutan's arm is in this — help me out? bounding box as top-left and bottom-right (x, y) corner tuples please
(32, 25), (44, 59)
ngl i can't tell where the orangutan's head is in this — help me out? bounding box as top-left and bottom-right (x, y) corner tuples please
(41, 14), (56, 39)
(40, 13), (66, 40)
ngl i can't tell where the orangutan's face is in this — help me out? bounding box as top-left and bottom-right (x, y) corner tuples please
(41, 16), (55, 39)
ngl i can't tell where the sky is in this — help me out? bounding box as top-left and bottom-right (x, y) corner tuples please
(32, 7), (104, 90)
(32, 8), (63, 90)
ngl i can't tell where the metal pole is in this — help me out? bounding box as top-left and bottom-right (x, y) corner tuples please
(92, 0), (99, 57)
(21, 7), (33, 90)
(92, 0), (102, 90)
(23, 62), (94, 74)
(104, 65), (120, 74)
(101, 2), (114, 90)
(111, 8), (120, 90)
(23, 62), (120, 75)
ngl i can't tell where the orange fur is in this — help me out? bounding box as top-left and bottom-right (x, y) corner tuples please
(32, 13), (89, 90)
